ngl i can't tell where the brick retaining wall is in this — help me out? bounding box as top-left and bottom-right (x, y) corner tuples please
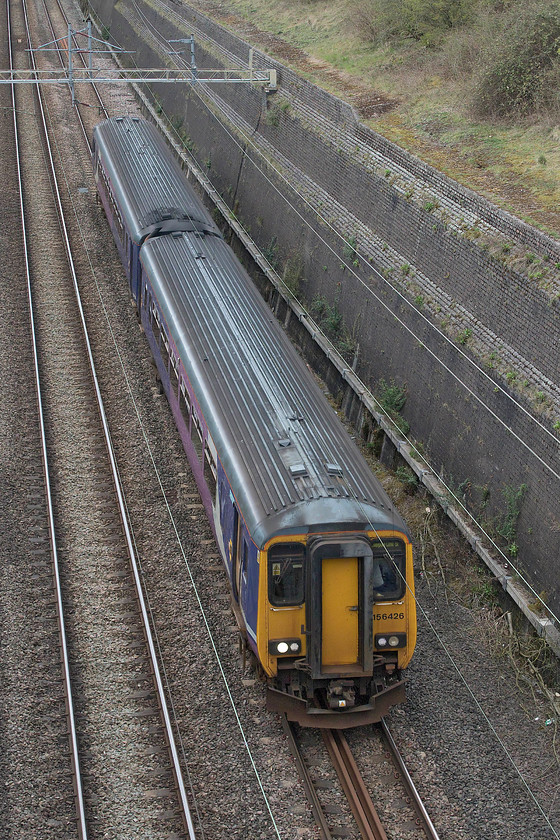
(86, 0), (560, 620)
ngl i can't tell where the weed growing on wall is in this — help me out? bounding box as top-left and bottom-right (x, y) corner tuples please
(376, 378), (410, 435)
(282, 253), (305, 296)
(310, 295), (357, 362)
(262, 236), (279, 269)
(496, 483), (528, 556)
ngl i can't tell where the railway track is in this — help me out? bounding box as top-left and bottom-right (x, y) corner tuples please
(1, 2), (310, 838)
(5, 3), (555, 840)
(283, 716), (440, 840)
(1, 4), (441, 838)
(2, 0), (196, 836)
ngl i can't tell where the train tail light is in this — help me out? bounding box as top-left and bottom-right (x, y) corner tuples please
(375, 633), (407, 649)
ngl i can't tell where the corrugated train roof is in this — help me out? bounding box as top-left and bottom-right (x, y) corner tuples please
(141, 232), (407, 546)
(93, 116), (218, 243)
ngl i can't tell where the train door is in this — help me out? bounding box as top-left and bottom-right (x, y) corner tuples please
(231, 506), (243, 602)
(321, 555), (359, 665)
(130, 240), (138, 301)
(307, 537), (373, 678)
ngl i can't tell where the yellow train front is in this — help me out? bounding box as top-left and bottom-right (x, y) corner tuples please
(256, 517), (416, 728)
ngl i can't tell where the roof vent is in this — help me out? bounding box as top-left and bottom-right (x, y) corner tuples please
(289, 463), (307, 477)
(326, 463), (343, 476)
(278, 439), (291, 448)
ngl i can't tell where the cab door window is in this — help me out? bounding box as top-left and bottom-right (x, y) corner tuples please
(371, 539), (406, 601)
(268, 544), (305, 606)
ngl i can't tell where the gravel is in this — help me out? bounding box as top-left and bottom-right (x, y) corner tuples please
(0, 0), (558, 837)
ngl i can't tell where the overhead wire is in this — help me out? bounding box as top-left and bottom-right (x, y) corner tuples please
(126, 0), (560, 674)
(184, 85), (560, 470)
(91, 9), (560, 836)
(55, 15), (285, 838)
(142, 43), (560, 623)
(130, 14), (560, 832)
(116, 0), (560, 469)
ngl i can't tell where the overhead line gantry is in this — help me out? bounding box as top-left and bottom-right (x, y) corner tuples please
(1, 23), (277, 103)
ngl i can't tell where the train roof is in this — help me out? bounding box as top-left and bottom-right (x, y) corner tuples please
(92, 116), (219, 244)
(141, 233), (409, 548)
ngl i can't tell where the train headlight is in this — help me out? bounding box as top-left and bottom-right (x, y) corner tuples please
(269, 638), (301, 656)
(375, 633), (406, 650)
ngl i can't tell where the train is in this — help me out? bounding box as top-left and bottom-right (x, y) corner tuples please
(92, 115), (417, 728)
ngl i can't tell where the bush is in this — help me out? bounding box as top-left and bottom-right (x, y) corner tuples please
(349, 0), (475, 46)
(474, 6), (560, 118)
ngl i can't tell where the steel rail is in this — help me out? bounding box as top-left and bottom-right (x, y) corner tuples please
(322, 729), (388, 840)
(8, 0), (88, 835)
(380, 720), (441, 840)
(17, 1), (198, 836)
(281, 716), (333, 840)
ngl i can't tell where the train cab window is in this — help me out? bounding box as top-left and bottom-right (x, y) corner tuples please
(268, 544), (305, 606)
(371, 539), (406, 601)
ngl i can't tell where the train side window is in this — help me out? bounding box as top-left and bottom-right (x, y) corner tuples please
(161, 328), (170, 372)
(219, 479), (229, 526)
(237, 537), (249, 596)
(179, 380), (191, 429)
(191, 406), (203, 460)
(169, 353), (179, 394)
(371, 539), (406, 601)
(150, 302), (160, 345)
(242, 540), (249, 583)
(268, 544), (305, 606)
(204, 445), (217, 500)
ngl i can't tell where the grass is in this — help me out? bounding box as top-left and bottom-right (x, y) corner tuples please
(199, 0), (560, 237)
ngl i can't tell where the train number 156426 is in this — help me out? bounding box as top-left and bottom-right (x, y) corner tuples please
(374, 612), (405, 621)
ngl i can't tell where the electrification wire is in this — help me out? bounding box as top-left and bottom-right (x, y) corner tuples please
(344, 490), (560, 840)
(128, 0), (560, 654)
(99, 302), (284, 840)
(135, 13), (560, 465)
(34, 5), (282, 832)
(126, 17), (560, 622)
(184, 84), (560, 840)
(133, 13), (560, 830)
(186, 89), (560, 469)
(110, 0), (560, 480)
(156, 80), (559, 625)
(46, 98), (284, 840)
(34, 18), (207, 830)
(86, 9), (559, 835)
